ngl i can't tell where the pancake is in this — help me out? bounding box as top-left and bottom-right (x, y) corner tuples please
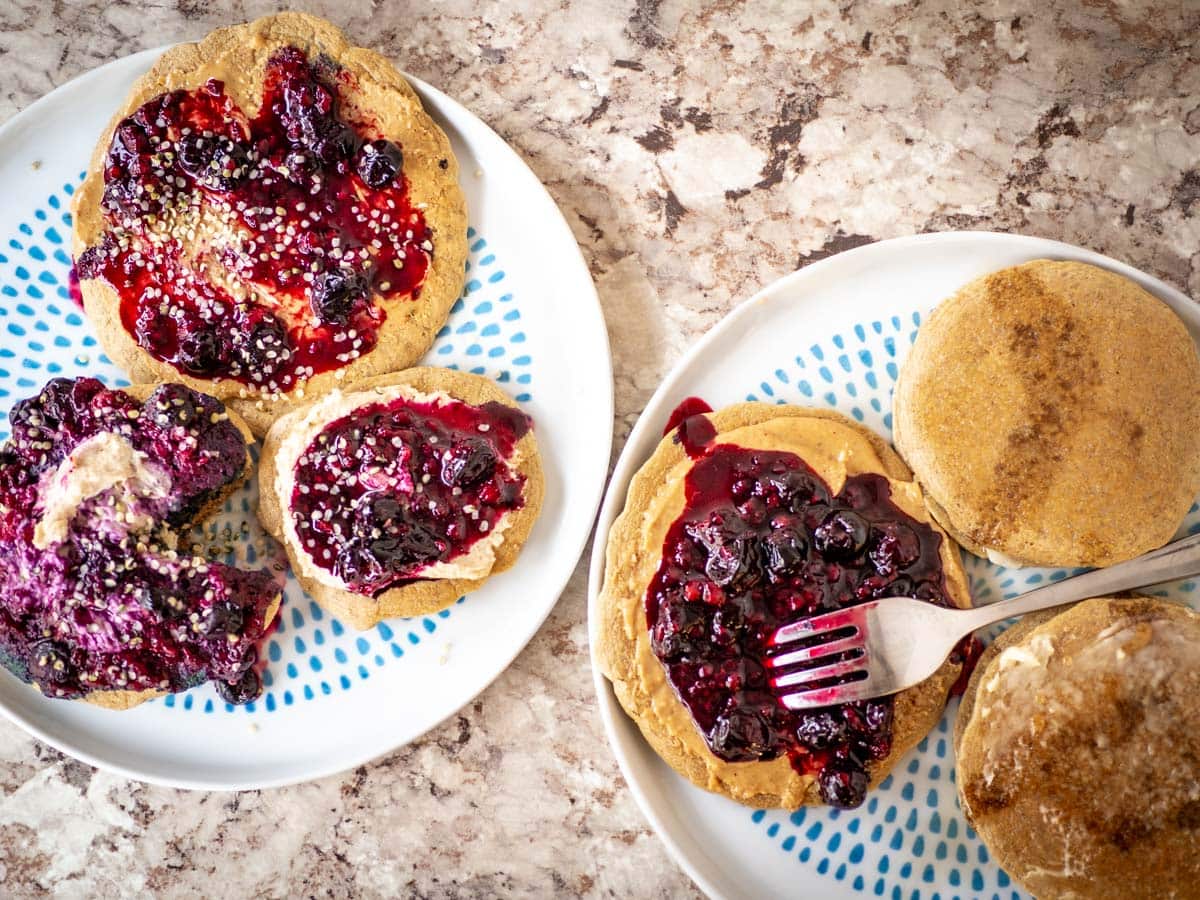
(258, 368), (543, 629)
(596, 403), (972, 809)
(893, 259), (1200, 568)
(955, 596), (1200, 899)
(0, 378), (282, 710)
(72, 13), (468, 436)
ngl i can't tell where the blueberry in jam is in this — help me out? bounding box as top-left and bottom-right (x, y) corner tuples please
(76, 47), (434, 392)
(646, 441), (955, 809)
(290, 393), (531, 597)
(440, 437), (497, 488)
(216, 664), (262, 705)
(311, 269), (368, 326)
(176, 329), (230, 377)
(0, 378), (279, 703)
(356, 139), (404, 189)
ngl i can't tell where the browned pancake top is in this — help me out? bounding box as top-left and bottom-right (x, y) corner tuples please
(956, 598), (1200, 899)
(894, 260), (1200, 567)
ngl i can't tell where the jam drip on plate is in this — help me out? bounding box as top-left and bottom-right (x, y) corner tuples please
(663, 396), (714, 437)
(665, 396), (717, 459)
(646, 441), (955, 808)
(0, 378), (279, 703)
(76, 47), (433, 392)
(290, 394), (530, 596)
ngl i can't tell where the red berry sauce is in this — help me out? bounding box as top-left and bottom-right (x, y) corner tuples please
(663, 396), (714, 436)
(647, 435), (956, 808)
(67, 266), (85, 309)
(75, 47), (434, 392)
(949, 635), (985, 697)
(290, 393), (531, 596)
(0, 378), (279, 704)
(665, 396), (717, 459)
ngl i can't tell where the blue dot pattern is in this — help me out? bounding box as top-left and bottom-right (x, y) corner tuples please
(0, 179), (534, 715)
(742, 310), (1199, 897)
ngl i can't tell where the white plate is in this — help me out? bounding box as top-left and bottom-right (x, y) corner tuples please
(0, 48), (612, 789)
(586, 232), (1200, 900)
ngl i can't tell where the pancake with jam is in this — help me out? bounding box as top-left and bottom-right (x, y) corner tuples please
(258, 368), (543, 629)
(0, 377), (281, 710)
(955, 597), (1200, 899)
(596, 402), (972, 810)
(72, 13), (468, 436)
(893, 259), (1200, 568)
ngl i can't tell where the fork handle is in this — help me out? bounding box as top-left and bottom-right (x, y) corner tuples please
(958, 531), (1200, 634)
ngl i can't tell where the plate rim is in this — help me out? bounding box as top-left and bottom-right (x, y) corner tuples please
(585, 230), (1198, 899)
(0, 45), (615, 790)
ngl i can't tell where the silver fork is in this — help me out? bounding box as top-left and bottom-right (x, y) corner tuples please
(767, 531), (1200, 710)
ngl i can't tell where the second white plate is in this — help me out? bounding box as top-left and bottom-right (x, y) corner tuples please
(587, 232), (1200, 900)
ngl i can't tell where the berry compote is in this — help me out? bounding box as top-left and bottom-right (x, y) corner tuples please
(76, 47), (435, 392)
(0, 378), (279, 703)
(648, 410), (957, 808)
(290, 393), (531, 596)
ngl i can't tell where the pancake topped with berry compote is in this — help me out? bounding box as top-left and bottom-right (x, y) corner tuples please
(597, 402), (972, 810)
(72, 13), (467, 436)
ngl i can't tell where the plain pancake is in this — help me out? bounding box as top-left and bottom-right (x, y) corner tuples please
(955, 597), (1200, 899)
(893, 259), (1200, 568)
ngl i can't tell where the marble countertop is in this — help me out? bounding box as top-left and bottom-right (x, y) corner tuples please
(1, 1), (1197, 896)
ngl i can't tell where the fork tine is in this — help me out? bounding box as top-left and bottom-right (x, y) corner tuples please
(767, 634), (864, 670)
(777, 674), (886, 711)
(770, 604), (869, 647)
(771, 653), (867, 690)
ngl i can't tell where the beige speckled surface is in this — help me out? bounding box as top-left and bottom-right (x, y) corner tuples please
(1, 1), (1198, 897)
